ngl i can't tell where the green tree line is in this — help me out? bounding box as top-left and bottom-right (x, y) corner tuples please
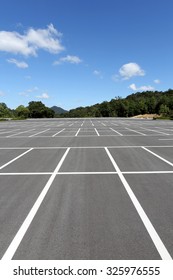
(1, 89), (173, 119)
(60, 89), (173, 119)
(0, 101), (55, 119)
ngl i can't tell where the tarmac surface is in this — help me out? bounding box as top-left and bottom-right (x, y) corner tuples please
(0, 118), (173, 260)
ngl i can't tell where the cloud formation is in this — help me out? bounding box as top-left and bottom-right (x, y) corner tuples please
(129, 83), (155, 91)
(7, 58), (28, 68)
(119, 62), (145, 80)
(27, 87), (39, 93)
(0, 24), (64, 56)
(93, 70), (103, 79)
(36, 93), (49, 99)
(54, 55), (82, 65)
(154, 79), (161, 84)
(19, 86), (38, 97)
(0, 90), (5, 96)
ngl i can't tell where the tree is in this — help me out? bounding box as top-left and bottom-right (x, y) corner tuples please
(15, 105), (29, 118)
(99, 101), (110, 117)
(27, 101), (55, 118)
(159, 104), (170, 116)
(0, 103), (12, 118)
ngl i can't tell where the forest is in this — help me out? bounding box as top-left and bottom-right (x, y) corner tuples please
(60, 89), (173, 119)
(1, 89), (173, 119)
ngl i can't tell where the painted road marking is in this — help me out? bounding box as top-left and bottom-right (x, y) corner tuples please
(142, 147), (173, 167)
(125, 127), (146, 136)
(75, 128), (81, 136)
(56, 123), (64, 127)
(140, 127), (169, 135)
(0, 149), (33, 170)
(0, 129), (20, 135)
(159, 138), (173, 141)
(1, 148), (70, 260)
(105, 147), (172, 260)
(0, 172), (52, 175)
(6, 129), (35, 138)
(94, 128), (100, 136)
(1, 170), (173, 176)
(111, 123), (118, 126)
(110, 128), (123, 136)
(29, 129), (50, 137)
(1, 145), (173, 150)
(1, 131), (173, 138)
(52, 128), (65, 137)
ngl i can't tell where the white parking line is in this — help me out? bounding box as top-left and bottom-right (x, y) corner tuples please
(1, 145), (173, 150)
(125, 127), (146, 136)
(29, 129), (50, 137)
(111, 123), (118, 126)
(123, 171), (173, 174)
(1, 148), (70, 260)
(140, 127), (169, 135)
(110, 128), (123, 136)
(154, 127), (173, 131)
(1, 170), (173, 176)
(142, 147), (173, 167)
(52, 128), (65, 137)
(57, 123), (64, 127)
(105, 147), (172, 260)
(159, 138), (173, 141)
(0, 172), (52, 175)
(0, 129), (20, 135)
(75, 128), (81, 136)
(0, 148), (33, 170)
(94, 128), (100, 136)
(6, 129), (35, 138)
(58, 171), (117, 175)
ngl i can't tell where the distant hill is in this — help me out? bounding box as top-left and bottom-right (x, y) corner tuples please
(51, 106), (68, 114)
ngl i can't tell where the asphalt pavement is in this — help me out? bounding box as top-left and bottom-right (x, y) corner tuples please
(0, 118), (173, 260)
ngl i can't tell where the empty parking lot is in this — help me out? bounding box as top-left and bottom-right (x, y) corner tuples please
(0, 118), (173, 260)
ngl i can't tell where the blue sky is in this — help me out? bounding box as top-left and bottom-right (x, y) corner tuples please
(0, 0), (173, 110)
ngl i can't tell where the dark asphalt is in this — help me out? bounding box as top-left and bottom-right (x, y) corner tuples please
(0, 118), (172, 260)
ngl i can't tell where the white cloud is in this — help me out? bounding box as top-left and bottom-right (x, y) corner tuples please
(154, 79), (161, 84)
(36, 92), (49, 99)
(139, 85), (155, 91)
(19, 92), (29, 97)
(119, 62), (145, 80)
(27, 86), (39, 93)
(18, 86), (38, 97)
(7, 58), (28, 68)
(0, 24), (64, 57)
(0, 90), (5, 96)
(129, 83), (137, 91)
(93, 70), (103, 79)
(93, 70), (100, 75)
(111, 74), (119, 82)
(129, 83), (155, 91)
(54, 55), (82, 65)
(0, 31), (34, 56)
